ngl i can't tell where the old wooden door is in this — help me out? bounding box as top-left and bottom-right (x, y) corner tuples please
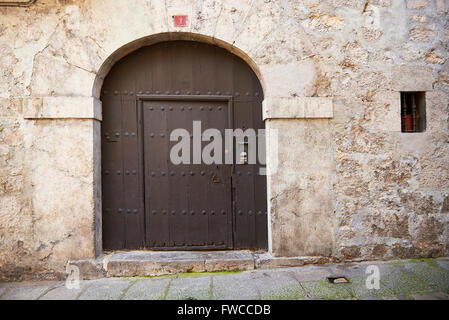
(142, 98), (232, 249)
(101, 41), (267, 250)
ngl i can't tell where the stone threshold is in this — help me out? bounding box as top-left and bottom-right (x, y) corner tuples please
(69, 250), (336, 279)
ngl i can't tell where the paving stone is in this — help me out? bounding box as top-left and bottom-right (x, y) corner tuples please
(343, 275), (395, 299)
(287, 265), (334, 282)
(123, 277), (171, 300)
(300, 280), (353, 300)
(402, 260), (449, 292)
(288, 262), (390, 300)
(212, 272), (260, 300)
(312, 262), (389, 300)
(1, 258), (449, 300)
(378, 262), (434, 296)
(251, 271), (306, 300)
(166, 275), (211, 300)
(39, 281), (91, 300)
(381, 296), (399, 300)
(436, 259), (449, 272)
(411, 293), (439, 300)
(0, 281), (59, 300)
(434, 292), (449, 300)
(361, 296), (381, 300)
(77, 278), (132, 300)
(0, 286), (6, 297)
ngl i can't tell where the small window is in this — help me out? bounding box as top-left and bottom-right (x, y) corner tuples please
(401, 92), (426, 132)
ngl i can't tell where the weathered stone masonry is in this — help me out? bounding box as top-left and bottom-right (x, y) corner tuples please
(0, 0), (448, 280)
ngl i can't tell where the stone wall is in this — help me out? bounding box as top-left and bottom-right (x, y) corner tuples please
(0, 0), (448, 279)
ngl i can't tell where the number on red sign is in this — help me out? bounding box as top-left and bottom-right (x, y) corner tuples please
(173, 15), (187, 27)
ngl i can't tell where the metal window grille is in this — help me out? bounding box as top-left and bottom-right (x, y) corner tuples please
(401, 92), (425, 133)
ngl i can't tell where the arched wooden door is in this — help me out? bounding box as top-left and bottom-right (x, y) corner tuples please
(101, 41), (267, 250)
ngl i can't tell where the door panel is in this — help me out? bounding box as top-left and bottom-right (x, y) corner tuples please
(102, 95), (145, 250)
(142, 100), (231, 249)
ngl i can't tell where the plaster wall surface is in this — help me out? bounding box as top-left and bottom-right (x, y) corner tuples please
(0, 0), (448, 279)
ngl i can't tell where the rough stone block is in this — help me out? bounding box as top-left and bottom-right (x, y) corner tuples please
(205, 251), (254, 272)
(263, 97), (333, 119)
(406, 0), (428, 9)
(266, 120), (334, 257)
(29, 53), (96, 97)
(304, 97), (334, 118)
(23, 97), (101, 120)
(364, 91), (402, 132)
(391, 66), (434, 91)
(0, 98), (23, 118)
(67, 259), (106, 280)
(260, 61), (316, 98)
(106, 250), (256, 277)
(105, 251), (209, 277)
(106, 251), (254, 276)
(263, 97), (305, 119)
(426, 91), (448, 133)
(255, 253), (305, 269)
(435, 0), (448, 13)
(106, 256), (206, 277)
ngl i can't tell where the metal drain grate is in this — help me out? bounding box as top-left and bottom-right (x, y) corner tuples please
(326, 276), (350, 284)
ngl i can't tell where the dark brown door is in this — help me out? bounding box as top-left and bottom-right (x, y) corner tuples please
(101, 94), (145, 250)
(142, 99), (232, 249)
(101, 41), (267, 250)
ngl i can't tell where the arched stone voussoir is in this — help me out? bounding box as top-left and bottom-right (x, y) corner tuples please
(92, 32), (266, 99)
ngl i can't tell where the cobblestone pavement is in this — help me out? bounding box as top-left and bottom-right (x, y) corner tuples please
(1, 257), (448, 300)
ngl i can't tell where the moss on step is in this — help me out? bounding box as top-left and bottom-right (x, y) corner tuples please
(126, 269), (245, 281)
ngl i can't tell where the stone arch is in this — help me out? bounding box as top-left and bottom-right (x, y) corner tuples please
(92, 32), (266, 99)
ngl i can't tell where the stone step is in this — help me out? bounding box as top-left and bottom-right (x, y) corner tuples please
(68, 251), (334, 279)
(69, 250), (256, 278)
(106, 250), (255, 277)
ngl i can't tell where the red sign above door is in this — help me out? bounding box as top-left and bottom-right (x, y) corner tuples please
(173, 15), (187, 27)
